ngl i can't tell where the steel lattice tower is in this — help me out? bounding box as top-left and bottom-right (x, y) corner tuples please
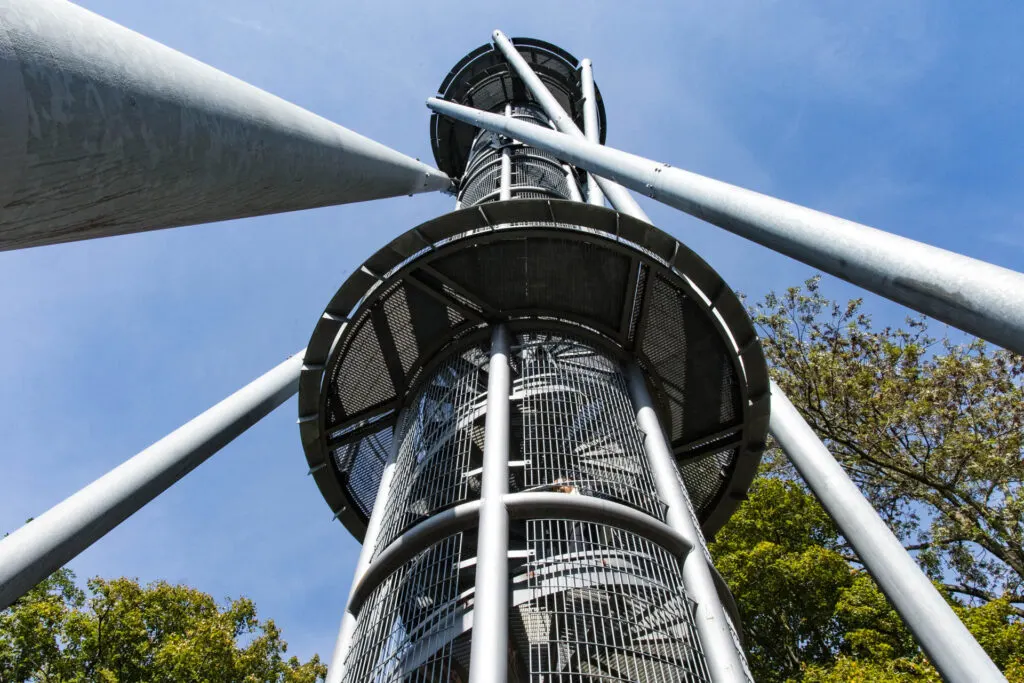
(0, 4), (1017, 682)
(302, 38), (768, 682)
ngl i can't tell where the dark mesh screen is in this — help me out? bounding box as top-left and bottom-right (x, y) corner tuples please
(431, 237), (629, 331)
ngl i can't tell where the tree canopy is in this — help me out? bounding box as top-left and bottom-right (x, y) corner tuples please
(0, 568), (326, 683)
(708, 278), (1024, 681)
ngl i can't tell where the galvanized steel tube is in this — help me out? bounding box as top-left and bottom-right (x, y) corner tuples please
(468, 325), (512, 683)
(626, 364), (747, 683)
(769, 382), (1005, 682)
(0, 351), (304, 610)
(580, 58), (606, 207)
(0, 0), (450, 251)
(424, 97), (1024, 356)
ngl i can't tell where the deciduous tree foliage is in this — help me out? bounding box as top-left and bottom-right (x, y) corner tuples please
(708, 278), (1024, 681)
(0, 568), (326, 682)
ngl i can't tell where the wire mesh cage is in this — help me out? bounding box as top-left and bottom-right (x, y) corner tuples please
(343, 533), (469, 683)
(516, 333), (666, 521)
(457, 106), (573, 207)
(375, 347), (489, 552)
(513, 519), (710, 682)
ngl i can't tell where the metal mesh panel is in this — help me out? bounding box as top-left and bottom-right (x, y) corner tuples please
(332, 313), (395, 417)
(376, 347), (488, 549)
(677, 445), (739, 514)
(431, 238), (629, 331)
(517, 334), (665, 520)
(332, 426), (394, 519)
(458, 105), (573, 208)
(383, 285), (420, 375)
(343, 534), (466, 683)
(642, 275), (688, 399)
(517, 519), (710, 682)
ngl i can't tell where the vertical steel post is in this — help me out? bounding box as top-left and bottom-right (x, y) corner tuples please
(327, 414), (406, 683)
(0, 351), (304, 610)
(769, 381), (1005, 682)
(490, 30), (648, 222)
(468, 325), (512, 683)
(563, 163), (584, 202)
(626, 364), (747, 683)
(500, 105), (513, 201)
(580, 58), (606, 207)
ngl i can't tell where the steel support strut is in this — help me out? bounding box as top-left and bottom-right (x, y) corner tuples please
(769, 381), (1005, 682)
(0, 351), (305, 610)
(500, 105), (513, 201)
(0, 0), (450, 251)
(424, 97), (1024, 357)
(626, 364), (747, 683)
(328, 412), (406, 683)
(580, 58), (606, 207)
(468, 324), (512, 683)
(489, 30), (649, 222)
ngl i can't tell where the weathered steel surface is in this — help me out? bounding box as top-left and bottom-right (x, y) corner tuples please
(0, 0), (450, 251)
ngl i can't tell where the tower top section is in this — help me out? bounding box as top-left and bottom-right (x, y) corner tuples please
(430, 36), (607, 178)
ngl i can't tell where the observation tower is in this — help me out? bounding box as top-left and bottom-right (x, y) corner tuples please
(0, 4), (1014, 682)
(300, 36), (769, 682)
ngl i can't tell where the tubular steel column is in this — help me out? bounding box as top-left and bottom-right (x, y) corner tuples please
(327, 416), (405, 683)
(580, 58), (606, 207)
(0, 0), (450, 251)
(424, 97), (1024, 357)
(626, 364), (747, 683)
(563, 163), (584, 202)
(0, 351), (304, 610)
(500, 105), (513, 201)
(468, 325), (512, 683)
(769, 382), (1005, 683)
(490, 30), (649, 222)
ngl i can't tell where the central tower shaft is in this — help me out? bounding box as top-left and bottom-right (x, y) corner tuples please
(301, 35), (769, 683)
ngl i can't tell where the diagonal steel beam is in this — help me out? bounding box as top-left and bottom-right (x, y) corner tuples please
(770, 382), (1005, 682)
(0, 0), (451, 251)
(0, 351), (304, 610)
(489, 30), (649, 222)
(426, 97), (1024, 357)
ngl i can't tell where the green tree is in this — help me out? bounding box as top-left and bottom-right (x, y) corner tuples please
(711, 478), (1024, 681)
(0, 568), (326, 683)
(752, 277), (1024, 608)
(707, 277), (1024, 680)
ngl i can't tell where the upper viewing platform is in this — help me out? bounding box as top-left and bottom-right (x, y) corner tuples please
(430, 36), (607, 179)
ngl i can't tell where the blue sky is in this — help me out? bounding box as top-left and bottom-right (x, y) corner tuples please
(1, 0), (1022, 664)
